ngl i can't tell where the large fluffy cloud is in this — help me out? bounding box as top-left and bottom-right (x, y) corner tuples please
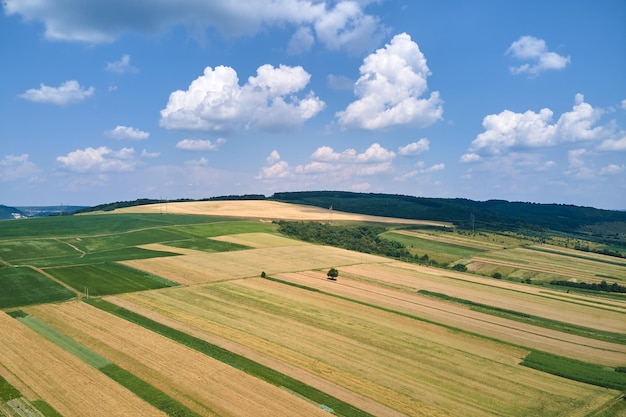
(19, 80), (94, 105)
(506, 36), (570, 77)
(462, 94), (607, 159)
(4, 0), (384, 54)
(160, 64), (325, 132)
(56, 147), (138, 172)
(336, 33), (443, 130)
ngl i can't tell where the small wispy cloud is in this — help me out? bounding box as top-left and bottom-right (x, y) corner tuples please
(105, 54), (138, 73)
(506, 36), (570, 77)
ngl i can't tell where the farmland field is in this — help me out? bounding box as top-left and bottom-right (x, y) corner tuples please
(0, 265), (75, 308)
(0, 200), (625, 417)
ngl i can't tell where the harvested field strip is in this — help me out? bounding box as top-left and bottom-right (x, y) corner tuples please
(417, 290), (626, 345)
(162, 238), (249, 253)
(210, 232), (310, 248)
(388, 230), (509, 250)
(474, 247), (626, 282)
(526, 245), (626, 268)
(119, 280), (615, 417)
(122, 244), (390, 285)
(105, 295), (407, 417)
(0, 313), (167, 417)
(522, 351), (626, 390)
(347, 263), (626, 333)
(274, 271), (626, 367)
(11, 312), (201, 417)
(84, 298), (374, 417)
(30, 301), (358, 417)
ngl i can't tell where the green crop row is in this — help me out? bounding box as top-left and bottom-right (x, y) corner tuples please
(100, 364), (203, 417)
(0, 374), (21, 401)
(86, 298), (374, 417)
(522, 351), (626, 391)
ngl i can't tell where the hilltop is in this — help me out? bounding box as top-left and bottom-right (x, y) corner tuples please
(76, 191), (626, 245)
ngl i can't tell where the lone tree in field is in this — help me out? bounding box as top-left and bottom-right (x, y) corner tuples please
(327, 268), (338, 280)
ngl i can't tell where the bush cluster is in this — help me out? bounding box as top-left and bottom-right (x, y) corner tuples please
(550, 280), (626, 293)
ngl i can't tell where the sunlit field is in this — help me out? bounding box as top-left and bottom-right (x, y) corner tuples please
(0, 201), (624, 417)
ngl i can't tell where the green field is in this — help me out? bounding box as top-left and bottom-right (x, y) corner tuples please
(382, 230), (486, 264)
(0, 265), (75, 308)
(45, 262), (179, 296)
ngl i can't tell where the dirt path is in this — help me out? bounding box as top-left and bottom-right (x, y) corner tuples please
(26, 265), (82, 298)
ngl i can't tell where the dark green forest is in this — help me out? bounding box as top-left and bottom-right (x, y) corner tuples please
(271, 191), (626, 245)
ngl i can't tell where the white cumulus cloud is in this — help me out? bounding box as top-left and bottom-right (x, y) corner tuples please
(506, 36), (571, 77)
(398, 138), (429, 156)
(160, 64), (325, 132)
(105, 54), (138, 73)
(56, 147), (137, 172)
(288, 26), (315, 55)
(313, 1), (386, 55)
(597, 136), (626, 151)
(105, 125), (150, 140)
(336, 33), (443, 130)
(467, 94), (606, 156)
(176, 138), (226, 151)
(19, 80), (94, 105)
(0, 154), (40, 183)
(599, 164), (625, 175)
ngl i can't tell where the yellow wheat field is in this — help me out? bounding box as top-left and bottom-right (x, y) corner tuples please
(113, 200), (450, 226)
(122, 240), (391, 285)
(25, 301), (333, 417)
(112, 279), (617, 417)
(0, 313), (167, 417)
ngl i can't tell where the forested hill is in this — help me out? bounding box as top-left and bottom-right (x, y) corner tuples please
(270, 191), (626, 240)
(0, 205), (26, 220)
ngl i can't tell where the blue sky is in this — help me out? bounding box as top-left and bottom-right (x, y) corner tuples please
(1, 1), (625, 209)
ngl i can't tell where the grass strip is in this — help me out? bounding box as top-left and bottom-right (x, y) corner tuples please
(521, 351), (626, 391)
(100, 364), (203, 417)
(85, 297), (374, 417)
(15, 315), (112, 369)
(31, 400), (63, 417)
(0, 375), (21, 401)
(417, 290), (626, 345)
(10, 312), (202, 417)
